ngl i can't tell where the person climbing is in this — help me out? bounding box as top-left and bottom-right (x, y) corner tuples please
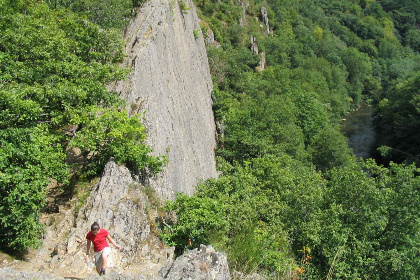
(84, 222), (121, 276)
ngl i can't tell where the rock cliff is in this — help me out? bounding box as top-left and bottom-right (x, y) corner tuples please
(113, 0), (218, 199)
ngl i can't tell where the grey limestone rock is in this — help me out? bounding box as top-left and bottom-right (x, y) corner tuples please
(258, 52), (266, 71)
(113, 0), (218, 200)
(249, 37), (266, 71)
(0, 267), (65, 280)
(0, 244), (230, 280)
(160, 245), (230, 280)
(260, 6), (270, 34)
(250, 36), (259, 54)
(85, 270), (160, 280)
(5, 161), (172, 279)
(204, 27), (215, 46)
(238, 0), (249, 26)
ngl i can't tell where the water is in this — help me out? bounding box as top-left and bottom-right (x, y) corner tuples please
(341, 104), (376, 159)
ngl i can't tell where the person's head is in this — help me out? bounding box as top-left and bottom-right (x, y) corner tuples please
(91, 222), (100, 235)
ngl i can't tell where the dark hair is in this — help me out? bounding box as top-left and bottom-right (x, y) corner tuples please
(91, 222), (100, 231)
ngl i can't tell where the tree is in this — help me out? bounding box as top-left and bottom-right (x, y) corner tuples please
(340, 47), (372, 105)
(0, 125), (68, 250)
(313, 160), (420, 279)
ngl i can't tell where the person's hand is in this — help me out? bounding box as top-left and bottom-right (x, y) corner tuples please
(84, 254), (89, 261)
(115, 244), (121, 250)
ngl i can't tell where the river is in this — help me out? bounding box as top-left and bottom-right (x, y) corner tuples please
(341, 103), (376, 159)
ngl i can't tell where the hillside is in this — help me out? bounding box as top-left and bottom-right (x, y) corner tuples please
(162, 0), (420, 279)
(1, 0), (420, 279)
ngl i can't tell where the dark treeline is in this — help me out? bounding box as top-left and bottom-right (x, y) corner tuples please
(161, 0), (420, 279)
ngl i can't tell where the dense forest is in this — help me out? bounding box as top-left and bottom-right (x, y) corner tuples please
(1, 0), (419, 279)
(161, 0), (420, 279)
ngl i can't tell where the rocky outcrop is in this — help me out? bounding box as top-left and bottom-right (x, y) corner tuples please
(238, 0), (249, 26)
(250, 36), (259, 54)
(260, 6), (270, 34)
(159, 245), (230, 280)
(6, 162), (171, 279)
(113, 0), (218, 199)
(204, 26), (215, 46)
(0, 267), (65, 280)
(250, 36), (266, 71)
(70, 161), (173, 274)
(259, 52), (266, 71)
(1, 244), (230, 280)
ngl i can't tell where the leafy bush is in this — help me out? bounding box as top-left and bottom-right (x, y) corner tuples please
(163, 155), (324, 275)
(69, 107), (167, 176)
(160, 193), (229, 249)
(46, 0), (140, 29)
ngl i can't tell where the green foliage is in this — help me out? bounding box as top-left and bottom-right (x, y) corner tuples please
(219, 92), (308, 162)
(69, 107), (167, 176)
(308, 126), (353, 172)
(0, 0), (164, 251)
(340, 47), (373, 104)
(163, 155), (325, 275)
(0, 125), (68, 249)
(378, 0), (420, 51)
(164, 0), (420, 278)
(207, 46), (259, 91)
(163, 157), (420, 278)
(227, 221), (295, 275)
(46, 0), (140, 29)
(178, 0), (190, 13)
(314, 160), (420, 279)
(161, 193), (229, 249)
(403, 28), (420, 51)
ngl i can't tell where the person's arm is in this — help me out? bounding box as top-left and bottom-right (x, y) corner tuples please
(84, 239), (92, 260)
(107, 235), (121, 250)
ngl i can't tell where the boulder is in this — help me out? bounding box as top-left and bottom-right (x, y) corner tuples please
(160, 245), (230, 280)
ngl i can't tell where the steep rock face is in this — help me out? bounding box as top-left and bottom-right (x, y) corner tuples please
(114, 0), (218, 199)
(70, 161), (173, 273)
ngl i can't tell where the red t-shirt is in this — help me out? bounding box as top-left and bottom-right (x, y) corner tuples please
(86, 228), (110, 252)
